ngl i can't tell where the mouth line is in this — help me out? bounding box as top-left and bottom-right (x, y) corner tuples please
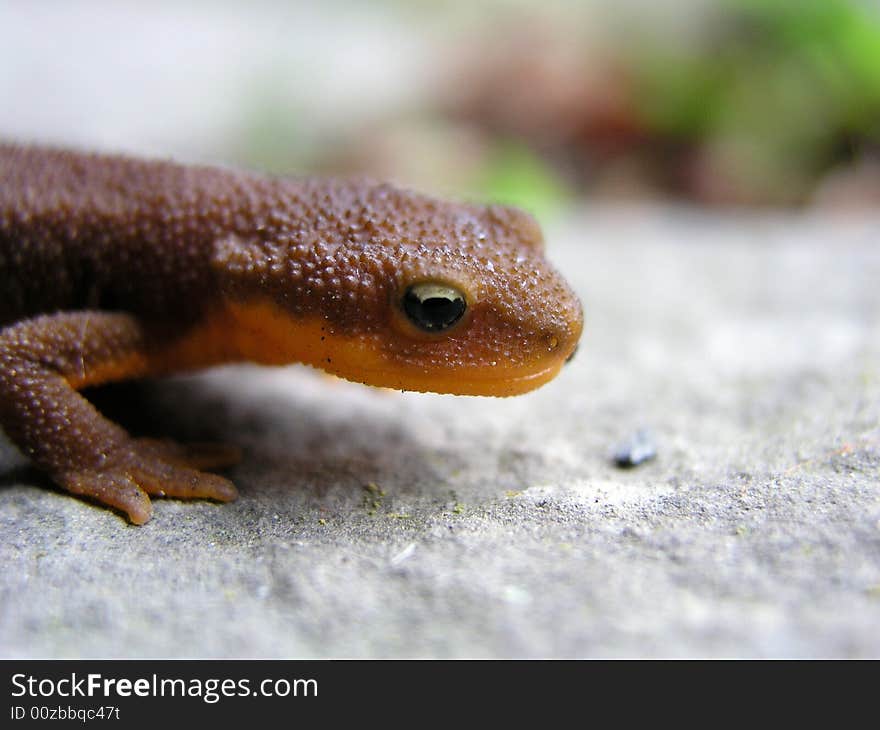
(328, 357), (567, 397)
(224, 299), (579, 396)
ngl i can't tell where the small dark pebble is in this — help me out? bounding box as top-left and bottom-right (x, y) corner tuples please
(612, 429), (657, 468)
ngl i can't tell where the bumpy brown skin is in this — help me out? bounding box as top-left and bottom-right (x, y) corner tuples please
(0, 143), (583, 523)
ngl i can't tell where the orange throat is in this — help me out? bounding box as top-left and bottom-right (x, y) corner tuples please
(154, 299), (572, 397)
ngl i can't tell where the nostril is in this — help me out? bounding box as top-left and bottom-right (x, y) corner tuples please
(565, 343), (579, 365)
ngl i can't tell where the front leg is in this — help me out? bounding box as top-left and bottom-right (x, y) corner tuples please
(0, 311), (238, 524)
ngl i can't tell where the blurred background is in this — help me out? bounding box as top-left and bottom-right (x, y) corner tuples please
(3, 0), (880, 219)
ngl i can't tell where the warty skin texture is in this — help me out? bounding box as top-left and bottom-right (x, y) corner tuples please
(0, 143), (583, 522)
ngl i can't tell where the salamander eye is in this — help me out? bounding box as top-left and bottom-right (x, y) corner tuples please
(402, 282), (467, 332)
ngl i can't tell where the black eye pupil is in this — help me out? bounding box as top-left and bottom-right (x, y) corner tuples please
(403, 283), (467, 332)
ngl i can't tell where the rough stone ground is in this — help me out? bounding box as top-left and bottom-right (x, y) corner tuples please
(1, 205), (878, 658)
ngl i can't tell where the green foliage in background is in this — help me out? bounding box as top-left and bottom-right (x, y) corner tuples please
(638, 0), (880, 137)
(633, 0), (880, 202)
(477, 140), (570, 221)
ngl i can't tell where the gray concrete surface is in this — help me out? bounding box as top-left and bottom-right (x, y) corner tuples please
(1, 205), (878, 658)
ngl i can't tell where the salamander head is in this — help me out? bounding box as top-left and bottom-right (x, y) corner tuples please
(213, 180), (583, 396)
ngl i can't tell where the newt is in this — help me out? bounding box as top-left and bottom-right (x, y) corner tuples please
(0, 143), (583, 523)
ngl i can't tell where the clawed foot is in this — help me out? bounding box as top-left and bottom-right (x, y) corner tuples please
(54, 438), (241, 524)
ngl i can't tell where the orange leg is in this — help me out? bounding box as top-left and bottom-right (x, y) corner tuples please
(0, 311), (239, 524)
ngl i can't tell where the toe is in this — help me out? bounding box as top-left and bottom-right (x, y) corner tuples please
(135, 438), (243, 470)
(57, 470), (153, 525)
(129, 461), (239, 503)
